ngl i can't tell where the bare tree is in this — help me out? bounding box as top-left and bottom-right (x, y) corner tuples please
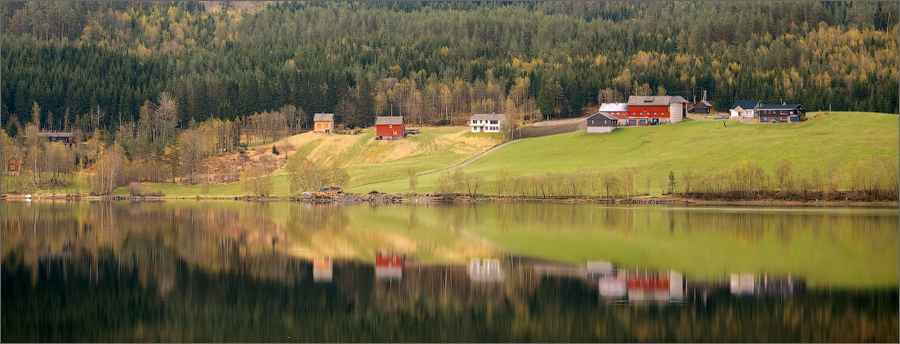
(495, 169), (510, 196)
(774, 158), (793, 191)
(681, 170), (696, 194)
(179, 128), (203, 185)
(469, 173), (485, 197)
(619, 166), (637, 198)
(89, 105), (106, 132)
(408, 169), (418, 196)
(601, 172), (619, 198)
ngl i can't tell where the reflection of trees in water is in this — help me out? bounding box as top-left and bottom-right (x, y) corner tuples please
(3, 254), (896, 342)
(1, 202), (292, 283)
(285, 203), (350, 237)
(482, 204), (898, 246)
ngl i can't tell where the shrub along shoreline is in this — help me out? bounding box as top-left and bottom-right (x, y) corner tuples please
(4, 191), (896, 208)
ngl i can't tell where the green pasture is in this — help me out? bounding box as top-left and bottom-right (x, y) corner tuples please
(348, 112), (899, 194)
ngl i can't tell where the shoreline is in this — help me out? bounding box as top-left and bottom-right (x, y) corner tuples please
(2, 192), (896, 208)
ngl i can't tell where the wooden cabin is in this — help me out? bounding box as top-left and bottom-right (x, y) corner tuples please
(586, 112), (618, 133)
(37, 132), (76, 147)
(689, 100), (713, 114)
(757, 104), (806, 123)
(313, 113), (334, 133)
(375, 116), (405, 140)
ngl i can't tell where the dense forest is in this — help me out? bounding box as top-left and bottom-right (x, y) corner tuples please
(1, 1), (898, 194)
(2, 1), (898, 135)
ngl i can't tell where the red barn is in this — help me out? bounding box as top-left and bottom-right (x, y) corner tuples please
(375, 116), (405, 140)
(625, 96), (689, 126)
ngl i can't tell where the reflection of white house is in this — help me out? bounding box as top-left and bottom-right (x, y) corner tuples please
(468, 258), (505, 282)
(313, 258), (333, 282)
(730, 273), (755, 295)
(587, 261), (613, 276)
(599, 276), (627, 298)
(468, 113), (505, 133)
(731, 273), (802, 296)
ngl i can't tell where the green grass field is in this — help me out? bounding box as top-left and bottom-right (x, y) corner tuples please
(348, 112), (899, 194)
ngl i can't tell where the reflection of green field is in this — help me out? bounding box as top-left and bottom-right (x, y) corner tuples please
(307, 203), (899, 288)
(455, 204), (899, 288)
(150, 202), (900, 287)
(4, 200), (895, 288)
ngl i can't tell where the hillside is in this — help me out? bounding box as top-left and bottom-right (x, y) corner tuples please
(347, 112), (900, 195)
(133, 127), (503, 197)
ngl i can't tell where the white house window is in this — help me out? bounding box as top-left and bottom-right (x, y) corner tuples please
(389, 125), (393, 128)
(393, 131), (397, 135)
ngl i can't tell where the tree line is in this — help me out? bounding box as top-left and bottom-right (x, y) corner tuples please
(1, 1), (897, 140)
(424, 157), (899, 202)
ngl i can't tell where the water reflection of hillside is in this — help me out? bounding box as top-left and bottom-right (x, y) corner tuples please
(3, 251), (897, 342)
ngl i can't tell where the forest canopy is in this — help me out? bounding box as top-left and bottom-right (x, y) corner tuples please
(2, 1), (897, 134)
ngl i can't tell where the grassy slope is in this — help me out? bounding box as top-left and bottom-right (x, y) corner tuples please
(106, 127), (501, 197)
(349, 112), (899, 194)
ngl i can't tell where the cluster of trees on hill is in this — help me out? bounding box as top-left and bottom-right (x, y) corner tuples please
(1, 1), (897, 140)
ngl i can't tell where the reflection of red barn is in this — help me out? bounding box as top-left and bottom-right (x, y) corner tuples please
(626, 276), (670, 290)
(375, 253), (403, 279)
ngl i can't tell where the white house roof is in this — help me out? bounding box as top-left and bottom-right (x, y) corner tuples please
(313, 113), (334, 122)
(598, 103), (628, 112)
(470, 113), (505, 122)
(627, 96), (689, 106)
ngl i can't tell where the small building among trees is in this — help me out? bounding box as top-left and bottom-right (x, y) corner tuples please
(688, 100), (713, 114)
(313, 113), (334, 133)
(586, 112), (618, 133)
(375, 116), (405, 140)
(757, 104), (806, 123)
(468, 113), (505, 133)
(729, 100), (762, 118)
(37, 132), (75, 147)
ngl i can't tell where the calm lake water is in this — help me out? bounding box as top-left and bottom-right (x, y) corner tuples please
(2, 201), (897, 342)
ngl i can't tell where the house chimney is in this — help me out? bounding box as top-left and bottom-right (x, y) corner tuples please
(702, 90), (707, 101)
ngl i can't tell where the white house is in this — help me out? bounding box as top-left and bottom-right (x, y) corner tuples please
(729, 100), (761, 118)
(469, 113), (505, 133)
(597, 103), (628, 117)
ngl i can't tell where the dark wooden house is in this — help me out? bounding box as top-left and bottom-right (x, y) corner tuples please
(587, 112), (618, 133)
(757, 104), (806, 123)
(689, 100), (713, 114)
(37, 132), (75, 147)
